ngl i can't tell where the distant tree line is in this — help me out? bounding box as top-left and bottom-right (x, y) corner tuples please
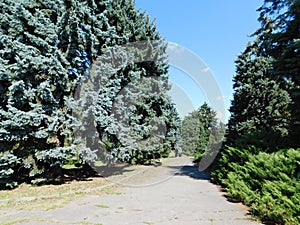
(180, 102), (225, 162)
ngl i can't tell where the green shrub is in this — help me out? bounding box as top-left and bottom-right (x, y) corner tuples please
(217, 148), (300, 224)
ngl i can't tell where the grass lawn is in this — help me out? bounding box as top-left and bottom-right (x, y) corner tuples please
(0, 156), (177, 212)
(0, 177), (120, 211)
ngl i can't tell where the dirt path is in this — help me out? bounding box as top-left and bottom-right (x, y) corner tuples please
(0, 157), (262, 225)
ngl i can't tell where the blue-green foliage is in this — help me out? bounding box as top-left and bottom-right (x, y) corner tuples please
(85, 0), (181, 164)
(0, 0), (181, 187)
(0, 0), (110, 185)
(92, 47), (180, 164)
(0, 151), (18, 189)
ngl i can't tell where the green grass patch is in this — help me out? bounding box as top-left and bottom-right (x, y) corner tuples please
(101, 187), (122, 195)
(95, 204), (110, 208)
(0, 178), (110, 211)
(133, 208), (143, 211)
(1, 218), (30, 225)
(61, 164), (83, 170)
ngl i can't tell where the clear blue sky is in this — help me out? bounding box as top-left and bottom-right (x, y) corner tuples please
(135, 0), (263, 122)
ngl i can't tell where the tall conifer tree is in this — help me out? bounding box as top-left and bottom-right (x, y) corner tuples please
(257, 0), (300, 147)
(181, 110), (201, 156)
(227, 41), (291, 149)
(0, 0), (180, 187)
(93, 0), (180, 164)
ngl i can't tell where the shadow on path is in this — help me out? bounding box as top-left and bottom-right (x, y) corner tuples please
(169, 165), (211, 180)
(92, 163), (135, 177)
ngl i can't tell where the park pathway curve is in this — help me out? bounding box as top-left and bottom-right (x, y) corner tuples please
(1, 156), (263, 225)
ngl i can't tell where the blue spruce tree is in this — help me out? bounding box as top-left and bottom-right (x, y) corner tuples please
(0, 0), (181, 188)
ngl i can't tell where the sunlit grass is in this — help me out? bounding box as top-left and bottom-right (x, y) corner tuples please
(0, 156), (178, 212)
(2, 217), (96, 225)
(95, 204), (110, 208)
(0, 177), (113, 211)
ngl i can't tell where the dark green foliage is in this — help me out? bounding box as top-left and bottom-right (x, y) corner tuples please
(222, 148), (300, 225)
(212, 1), (300, 224)
(225, 0), (300, 150)
(203, 121), (225, 167)
(256, 0), (300, 147)
(226, 43), (291, 149)
(181, 110), (200, 156)
(194, 103), (218, 161)
(181, 103), (224, 161)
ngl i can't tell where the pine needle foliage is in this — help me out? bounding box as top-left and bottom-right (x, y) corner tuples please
(212, 1), (300, 224)
(0, 0), (180, 188)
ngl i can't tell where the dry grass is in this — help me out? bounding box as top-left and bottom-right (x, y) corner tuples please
(0, 177), (120, 211)
(0, 157), (182, 212)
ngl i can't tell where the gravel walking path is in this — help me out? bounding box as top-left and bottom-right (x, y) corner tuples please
(0, 156), (262, 225)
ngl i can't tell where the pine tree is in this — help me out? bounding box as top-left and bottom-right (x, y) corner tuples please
(181, 103), (222, 162)
(226, 41), (291, 149)
(90, 0), (180, 164)
(0, 0), (181, 188)
(225, 0), (299, 149)
(214, 41), (292, 182)
(181, 110), (201, 156)
(0, 0), (122, 186)
(257, 0), (300, 147)
(211, 1), (300, 223)
(194, 103), (218, 161)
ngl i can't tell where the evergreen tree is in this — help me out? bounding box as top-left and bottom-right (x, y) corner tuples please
(225, 0), (299, 149)
(194, 103), (218, 161)
(181, 110), (200, 156)
(214, 39), (292, 183)
(91, 0), (180, 164)
(209, 121), (226, 147)
(0, 0), (180, 187)
(256, 0), (300, 147)
(212, 1), (300, 223)
(181, 103), (222, 162)
(226, 42), (291, 149)
(0, 0), (107, 187)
